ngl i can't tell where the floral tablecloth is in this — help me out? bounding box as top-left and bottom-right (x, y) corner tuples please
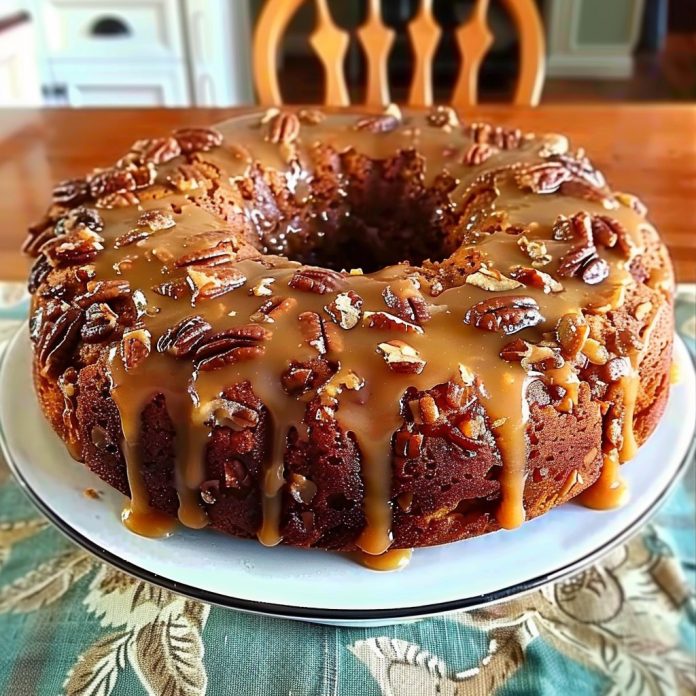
(0, 283), (694, 696)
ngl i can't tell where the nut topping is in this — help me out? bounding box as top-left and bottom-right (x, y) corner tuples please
(355, 114), (399, 133)
(130, 136), (181, 164)
(250, 295), (298, 323)
(186, 266), (247, 303)
(175, 241), (237, 268)
(382, 282), (430, 324)
(52, 178), (90, 205)
(266, 112), (301, 145)
(288, 267), (344, 294)
(426, 105), (459, 129)
(81, 303), (119, 343)
(75, 279), (131, 308)
(464, 296), (544, 335)
(207, 398), (259, 430)
(509, 266), (563, 294)
(462, 143), (498, 166)
(157, 315), (213, 357)
(556, 312), (590, 359)
(172, 127), (223, 153)
(517, 235), (551, 267)
(376, 340), (426, 374)
(37, 307), (84, 376)
(193, 325), (270, 371)
(324, 291), (363, 329)
(120, 329), (151, 371)
(363, 311), (424, 334)
(298, 312), (343, 354)
(250, 277), (275, 297)
(465, 267), (523, 292)
(297, 108), (325, 125)
(394, 431), (424, 458)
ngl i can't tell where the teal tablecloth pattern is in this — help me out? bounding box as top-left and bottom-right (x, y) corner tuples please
(0, 283), (694, 696)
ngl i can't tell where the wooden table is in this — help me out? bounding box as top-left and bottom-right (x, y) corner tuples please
(0, 105), (694, 281)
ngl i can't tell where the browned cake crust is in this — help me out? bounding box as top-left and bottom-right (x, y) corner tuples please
(24, 107), (674, 558)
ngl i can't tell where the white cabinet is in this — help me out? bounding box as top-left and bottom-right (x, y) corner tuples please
(26, 0), (253, 107)
(0, 14), (41, 106)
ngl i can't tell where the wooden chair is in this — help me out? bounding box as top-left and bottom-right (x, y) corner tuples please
(253, 0), (545, 107)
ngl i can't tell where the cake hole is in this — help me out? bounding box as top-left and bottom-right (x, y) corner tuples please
(327, 493), (352, 511)
(244, 151), (457, 273)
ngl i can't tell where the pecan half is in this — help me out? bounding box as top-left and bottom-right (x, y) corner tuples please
(464, 296), (544, 335)
(591, 215), (633, 257)
(175, 241), (236, 268)
(376, 340), (425, 374)
(298, 311), (343, 354)
(27, 255), (52, 293)
(187, 266), (247, 303)
(157, 315), (212, 357)
(281, 359), (335, 397)
(89, 163), (155, 198)
(81, 303), (119, 343)
(56, 207), (104, 235)
(151, 278), (189, 300)
(557, 245), (609, 285)
(75, 279), (131, 308)
(288, 267), (344, 294)
(267, 112), (300, 145)
(121, 328), (151, 371)
(43, 228), (104, 267)
(194, 325), (270, 371)
(38, 307), (84, 376)
(462, 143), (498, 166)
(465, 123), (523, 149)
(130, 136), (181, 164)
(167, 163), (211, 192)
(53, 178), (90, 205)
(324, 291), (363, 329)
(95, 191), (140, 209)
(465, 267), (523, 292)
(172, 127), (223, 153)
(355, 114), (399, 133)
(382, 283), (430, 324)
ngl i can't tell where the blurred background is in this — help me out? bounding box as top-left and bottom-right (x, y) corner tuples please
(1, 0), (695, 108)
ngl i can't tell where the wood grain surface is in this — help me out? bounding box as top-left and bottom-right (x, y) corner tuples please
(0, 105), (693, 281)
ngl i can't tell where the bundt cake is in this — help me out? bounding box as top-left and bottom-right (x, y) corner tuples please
(23, 106), (674, 568)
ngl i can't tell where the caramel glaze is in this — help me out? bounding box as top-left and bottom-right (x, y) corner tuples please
(30, 108), (675, 568)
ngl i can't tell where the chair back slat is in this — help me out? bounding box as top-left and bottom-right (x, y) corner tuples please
(252, 0), (545, 107)
(309, 0), (350, 106)
(451, 0), (493, 105)
(406, 0), (442, 107)
(356, 0), (395, 106)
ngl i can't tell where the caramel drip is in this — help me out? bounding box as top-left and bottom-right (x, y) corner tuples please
(79, 109), (655, 551)
(618, 369), (640, 463)
(357, 548), (413, 571)
(579, 449), (628, 510)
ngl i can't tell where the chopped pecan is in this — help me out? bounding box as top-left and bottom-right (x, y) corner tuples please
(602, 356), (631, 383)
(208, 398), (259, 430)
(53, 178), (90, 205)
(187, 266), (247, 303)
(172, 127), (223, 153)
(223, 460), (252, 490)
(298, 311), (343, 354)
(363, 311), (423, 334)
(267, 112), (300, 145)
(298, 108), (326, 125)
(288, 266), (344, 294)
(120, 328), (151, 371)
(37, 307), (84, 376)
(81, 303), (119, 343)
(591, 215), (633, 257)
(376, 340), (425, 374)
(509, 266), (563, 294)
(157, 315), (212, 357)
(582, 338), (609, 365)
(556, 312), (590, 359)
(499, 338), (529, 362)
(462, 143), (498, 166)
(151, 278), (189, 300)
(250, 295), (297, 323)
(465, 123), (523, 149)
(194, 325), (270, 371)
(75, 279), (131, 308)
(288, 474), (317, 505)
(464, 295), (544, 335)
(412, 395), (440, 425)
(517, 235), (551, 267)
(547, 151), (605, 190)
(249, 277), (275, 297)
(355, 114), (399, 133)
(465, 267), (523, 291)
(281, 364), (315, 396)
(167, 163), (211, 192)
(426, 105), (459, 129)
(324, 291), (363, 329)
(130, 136), (181, 164)
(382, 282), (430, 324)
(175, 241), (237, 268)
(394, 430), (424, 458)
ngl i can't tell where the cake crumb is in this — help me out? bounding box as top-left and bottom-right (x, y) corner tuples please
(84, 488), (102, 500)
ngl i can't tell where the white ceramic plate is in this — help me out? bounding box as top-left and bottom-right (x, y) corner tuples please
(1, 325), (694, 627)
